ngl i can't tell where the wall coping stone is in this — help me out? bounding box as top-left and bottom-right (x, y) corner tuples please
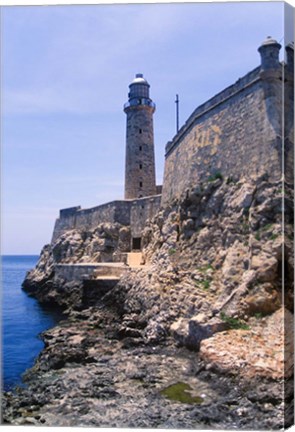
(58, 196), (161, 219)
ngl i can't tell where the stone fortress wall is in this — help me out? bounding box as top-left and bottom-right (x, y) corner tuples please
(130, 195), (161, 238)
(52, 201), (131, 243)
(52, 196), (161, 248)
(161, 38), (294, 206)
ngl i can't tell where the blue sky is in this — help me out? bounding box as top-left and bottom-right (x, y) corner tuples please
(1, 2), (288, 254)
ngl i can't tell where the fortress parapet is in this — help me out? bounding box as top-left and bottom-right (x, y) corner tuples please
(51, 196), (161, 250)
(60, 206), (81, 218)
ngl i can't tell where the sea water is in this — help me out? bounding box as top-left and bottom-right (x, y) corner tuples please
(2, 255), (63, 391)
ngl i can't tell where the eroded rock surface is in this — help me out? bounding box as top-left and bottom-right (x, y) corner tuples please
(2, 306), (290, 429)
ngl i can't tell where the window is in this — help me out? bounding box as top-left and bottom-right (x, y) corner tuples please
(139, 146), (142, 151)
(139, 128), (142, 134)
(139, 163), (142, 169)
(139, 181), (143, 188)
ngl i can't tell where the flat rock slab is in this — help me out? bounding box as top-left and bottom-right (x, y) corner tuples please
(200, 307), (293, 379)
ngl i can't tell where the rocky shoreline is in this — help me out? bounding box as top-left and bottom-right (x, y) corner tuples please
(2, 303), (292, 429)
(2, 176), (294, 428)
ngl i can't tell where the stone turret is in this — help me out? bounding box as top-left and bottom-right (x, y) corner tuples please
(258, 36), (281, 72)
(286, 42), (294, 74)
(124, 73), (157, 199)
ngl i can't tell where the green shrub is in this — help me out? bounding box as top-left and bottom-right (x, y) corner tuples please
(201, 279), (210, 290)
(242, 222), (249, 233)
(270, 233), (279, 240)
(198, 264), (214, 273)
(168, 248), (176, 256)
(195, 278), (211, 290)
(261, 223), (273, 231)
(243, 207), (250, 217)
(208, 172), (223, 182)
(215, 172), (223, 180)
(226, 176), (236, 185)
(220, 312), (249, 330)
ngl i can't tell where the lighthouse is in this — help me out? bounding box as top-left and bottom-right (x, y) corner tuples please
(124, 73), (157, 199)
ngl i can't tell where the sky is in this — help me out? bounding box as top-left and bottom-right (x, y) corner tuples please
(1, 1), (290, 254)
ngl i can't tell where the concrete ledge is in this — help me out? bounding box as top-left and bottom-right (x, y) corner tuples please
(54, 263), (128, 282)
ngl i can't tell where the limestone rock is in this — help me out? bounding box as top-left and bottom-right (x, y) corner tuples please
(243, 282), (281, 315)
(221, 242), (248, 280)
(200, 308), (293, 380)
(170, 314), (227, 350)
(228, 183), (255, 210)
(251, 254), (278, 282)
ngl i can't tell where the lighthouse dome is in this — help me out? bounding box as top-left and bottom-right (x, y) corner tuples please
(131, 73), (149, 85)
(128, 73), (150, 100)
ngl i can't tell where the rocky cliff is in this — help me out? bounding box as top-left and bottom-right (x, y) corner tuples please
(3, 175), (294, 428)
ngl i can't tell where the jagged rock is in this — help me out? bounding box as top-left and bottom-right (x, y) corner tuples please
(251, 254), (278, 282)
(199, 308), (293, 380)
(23, 244), (54, 289)
(171, 314), (227, 350)
(228, 183), (255, 210)
(221, 242), (248, 280)
(170, 318), (189, 345)
(118, 226), (131, 252)
(243, 282), (281, 315)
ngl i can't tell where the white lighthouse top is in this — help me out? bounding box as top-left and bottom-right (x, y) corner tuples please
(260, 36), (280, 47)
(124, 73), (155, 111)
(131, 73), (149, 85)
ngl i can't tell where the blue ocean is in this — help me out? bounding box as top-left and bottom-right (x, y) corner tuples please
(2, 255), (63, 391)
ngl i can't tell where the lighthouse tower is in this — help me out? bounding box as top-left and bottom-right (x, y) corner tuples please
(124, 73), (157, 199)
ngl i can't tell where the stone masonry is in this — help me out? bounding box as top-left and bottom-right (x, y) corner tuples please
(51, 196), (162, 251)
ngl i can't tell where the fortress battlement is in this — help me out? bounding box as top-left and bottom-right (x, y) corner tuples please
(52, 195), (162, 247)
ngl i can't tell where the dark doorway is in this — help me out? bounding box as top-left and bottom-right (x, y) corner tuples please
(132, 237), (141, 250)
